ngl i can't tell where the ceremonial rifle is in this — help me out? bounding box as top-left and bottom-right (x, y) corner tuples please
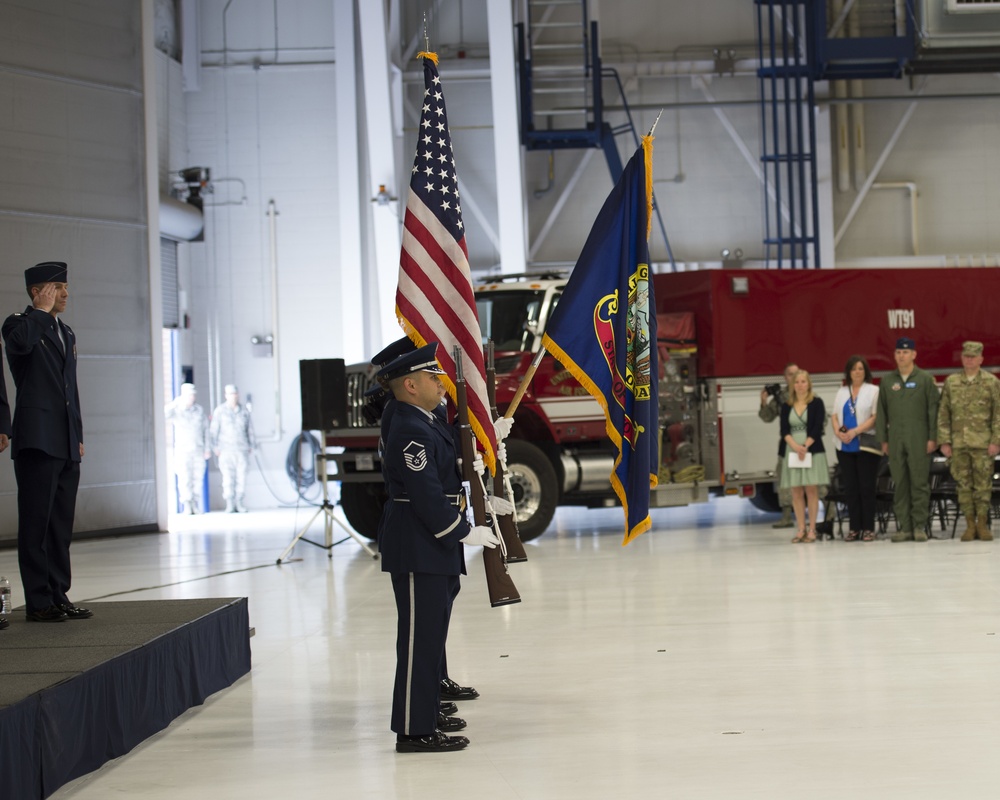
(454, 348), (521, 607)
(486, 340), (527, 563)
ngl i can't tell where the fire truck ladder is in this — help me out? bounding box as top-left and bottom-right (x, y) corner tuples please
(516, 1), (675, 267)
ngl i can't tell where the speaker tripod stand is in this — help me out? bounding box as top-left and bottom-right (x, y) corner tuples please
(276, 444), (378, 564)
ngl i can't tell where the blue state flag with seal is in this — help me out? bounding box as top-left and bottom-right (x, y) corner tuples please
(541, 137), (659, 545)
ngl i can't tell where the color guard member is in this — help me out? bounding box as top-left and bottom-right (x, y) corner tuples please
(377, 342), (498, 753)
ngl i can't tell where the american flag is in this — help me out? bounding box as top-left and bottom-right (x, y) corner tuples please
(396, 52), (498, 470)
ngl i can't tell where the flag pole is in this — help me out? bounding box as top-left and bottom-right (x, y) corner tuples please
(503, 347), (546, 419)
(647, 109), (663, 138)
(505, 116), (662, 422)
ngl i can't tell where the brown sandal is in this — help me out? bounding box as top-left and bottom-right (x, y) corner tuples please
(862, 530), (875, 542)
(791, 531), (806, 543)
(845, 531), (860, 542)
(802, 530), (817, 543)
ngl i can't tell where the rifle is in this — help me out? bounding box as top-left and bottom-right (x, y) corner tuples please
(454, 347), (521, 608)
(486, 340), (527, 563)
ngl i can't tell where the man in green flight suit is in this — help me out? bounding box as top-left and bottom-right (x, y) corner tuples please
(876, 337), (939, 542)
(936, 341), (1000, 542)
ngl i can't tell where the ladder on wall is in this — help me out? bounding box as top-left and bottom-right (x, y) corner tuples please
(754, 1), (916, 268)
(516, 0), (675, 266)
(755, 0), (821, 268)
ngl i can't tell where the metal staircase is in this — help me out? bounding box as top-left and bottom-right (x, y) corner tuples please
(516, 1), (675, 265)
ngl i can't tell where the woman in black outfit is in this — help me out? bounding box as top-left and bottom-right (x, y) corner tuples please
(830, 356), (881, 541)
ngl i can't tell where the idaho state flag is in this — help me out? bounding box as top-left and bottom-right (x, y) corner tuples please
(541, 137), (658, 545)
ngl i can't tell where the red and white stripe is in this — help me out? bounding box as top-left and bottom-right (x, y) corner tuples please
(396, 190), (498, 468)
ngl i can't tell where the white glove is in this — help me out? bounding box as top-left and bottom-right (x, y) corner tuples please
(488, 496), (515, 516)
(496, 441), (507, 467)
(461, 525), (500, 548)
(494, 415), (514, 441)
(472, 453), (485, 476)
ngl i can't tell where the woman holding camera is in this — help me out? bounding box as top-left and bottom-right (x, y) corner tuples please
(831, 356), (881, 542)
(780, 370), (829, 542)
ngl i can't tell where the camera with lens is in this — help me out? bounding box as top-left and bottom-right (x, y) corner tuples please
(763, 383), (782, 401)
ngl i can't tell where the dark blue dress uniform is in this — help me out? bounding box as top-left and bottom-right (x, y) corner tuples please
(379, 374), (471, 737)
(2, 262), (85, 619)
(374, 351), (471, 705)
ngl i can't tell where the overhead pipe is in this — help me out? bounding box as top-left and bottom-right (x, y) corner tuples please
(834, 100), (920, 248)
(831, 1), (850, 193)
(256, 198), (283, 443)
(847, 3), (867, 190)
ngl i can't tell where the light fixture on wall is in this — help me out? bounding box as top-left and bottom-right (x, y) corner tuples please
(721, 247), (745, 269)
(372, 184), (398, 206)
(174, 166), (211, 211)
(251, 334), (274, 358)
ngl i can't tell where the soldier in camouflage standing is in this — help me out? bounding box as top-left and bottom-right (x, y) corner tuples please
(936, 341), (1000, 542)
(760, 363), (798, 528)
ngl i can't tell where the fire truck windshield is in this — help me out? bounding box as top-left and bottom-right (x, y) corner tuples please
(476, 289), (546, 352)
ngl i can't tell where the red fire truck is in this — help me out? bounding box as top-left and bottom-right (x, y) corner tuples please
(331, 267), (997, 540)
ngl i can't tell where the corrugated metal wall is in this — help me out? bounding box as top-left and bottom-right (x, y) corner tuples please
(0, 0), (156, 538)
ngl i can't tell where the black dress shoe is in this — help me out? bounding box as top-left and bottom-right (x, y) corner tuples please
(26, 606), (68, 623)
(440, 677), (479, 701)
(0, 616), (8, 630)
(395, 731), (469, 753)
(437, 713), (467, 732)
(57, 603), (93, 619)
(439, 701), (458, 716)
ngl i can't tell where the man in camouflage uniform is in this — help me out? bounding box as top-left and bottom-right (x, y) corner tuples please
(937, 341), (1000, 541)
(164, 383), (210, 514)
(760, 362), (797, 527)
(210, 384), (256, 513)
(876, 337), (939, 542)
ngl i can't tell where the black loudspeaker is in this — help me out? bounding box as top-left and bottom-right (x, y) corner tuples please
(300, 358), (348, 430)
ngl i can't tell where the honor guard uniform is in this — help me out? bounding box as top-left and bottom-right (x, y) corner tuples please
(3, 261), (91, 622)
(369, 338), (479, 708)
(377, 342), (498, 753)
(0, 326), (10, 630)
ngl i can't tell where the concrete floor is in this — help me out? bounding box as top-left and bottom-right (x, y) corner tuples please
(2, 496), (997, 799)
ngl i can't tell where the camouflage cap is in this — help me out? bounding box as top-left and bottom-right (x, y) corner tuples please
(962, 341), (984, 357)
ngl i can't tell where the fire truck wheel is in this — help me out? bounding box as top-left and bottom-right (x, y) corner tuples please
(339, 482), (387, 540)
(504, 440), (558, 541)
(748, 483), (781, 513)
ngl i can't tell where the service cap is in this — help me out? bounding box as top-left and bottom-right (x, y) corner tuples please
(895, 337), (916, 350)
(224, 384), (238, 395)
(377, 342), (446, 383)
(370, 337), (417, 369)
(25, 261), (67, 287)
(962, 341), (984, 357)
(180, 383), (196, 396)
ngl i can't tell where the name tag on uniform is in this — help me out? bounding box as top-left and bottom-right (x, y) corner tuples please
(905, 382), (917, 388)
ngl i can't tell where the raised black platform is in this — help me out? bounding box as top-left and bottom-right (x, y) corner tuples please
(0, 598), (251, 799)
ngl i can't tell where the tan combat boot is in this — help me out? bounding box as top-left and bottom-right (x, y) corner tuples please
(961, 512), (977, 542)
(977, 509), (993, 541)
(772, 507), (794, 529)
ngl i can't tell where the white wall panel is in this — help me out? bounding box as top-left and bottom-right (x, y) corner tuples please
(0, 0), (155, 539)
(184, 51), (340, 507)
